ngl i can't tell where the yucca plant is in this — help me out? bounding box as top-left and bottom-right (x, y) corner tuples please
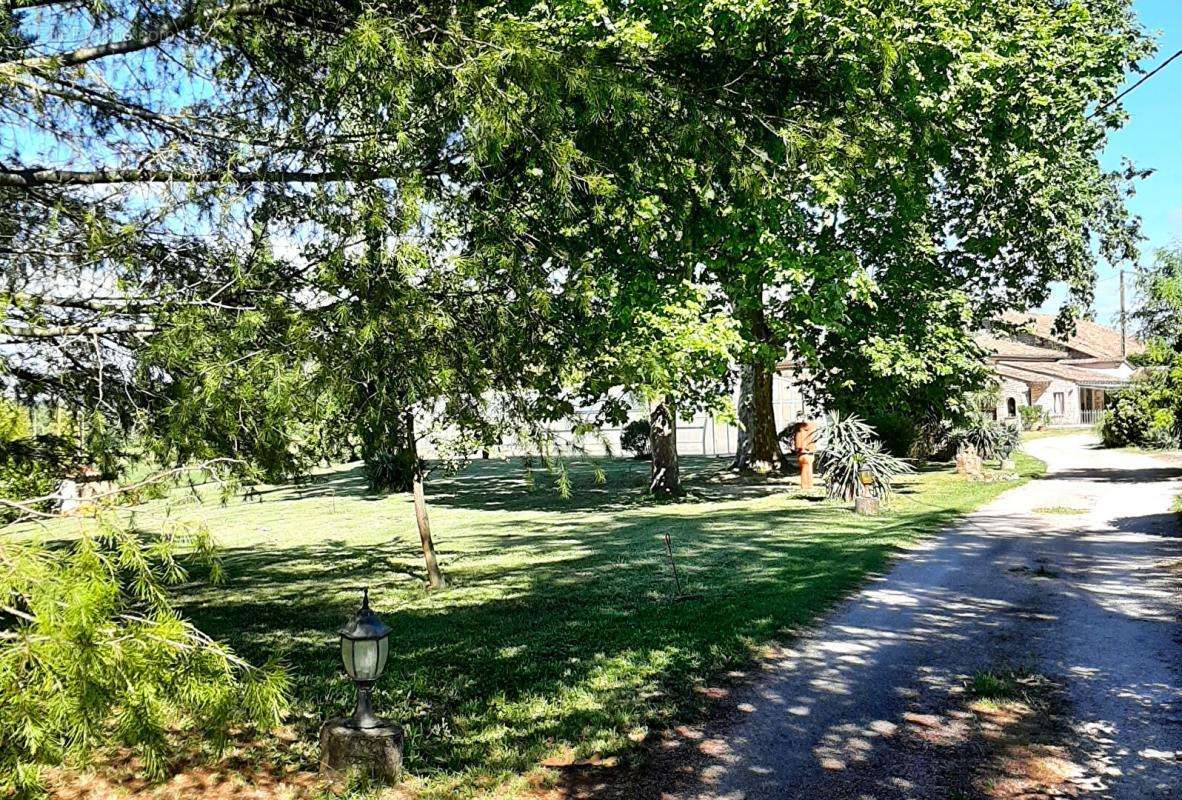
(995, 424), (1021, 461)
(955, 416), (1020, 463)
(816, 412), (913, 501)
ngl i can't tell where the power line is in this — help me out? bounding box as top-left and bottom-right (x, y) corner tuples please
(1090, 48), (1182, 118)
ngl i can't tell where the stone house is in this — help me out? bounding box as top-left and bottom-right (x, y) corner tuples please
(977, 312), (1141, 426)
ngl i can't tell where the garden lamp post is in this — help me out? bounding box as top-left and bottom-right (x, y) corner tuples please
(339, 588), (391, 729)
(857, 467), (875, 497)
(854, 466), (880, 516)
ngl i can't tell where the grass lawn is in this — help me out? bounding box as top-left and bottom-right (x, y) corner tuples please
(30, 451), (1043, 798)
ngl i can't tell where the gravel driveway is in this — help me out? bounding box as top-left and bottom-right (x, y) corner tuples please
(650, 434), (1182, 800)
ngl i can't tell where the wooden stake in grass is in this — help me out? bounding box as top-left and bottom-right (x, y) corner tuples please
(663, 532), (701, 602)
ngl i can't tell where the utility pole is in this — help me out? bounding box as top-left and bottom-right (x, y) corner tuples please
(1119, 268), (1127, 360)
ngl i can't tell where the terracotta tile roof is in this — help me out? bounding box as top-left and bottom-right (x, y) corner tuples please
(999, 312), (1142, 360)
(974, 332), (1067, 360)
(994, 363), (1054, 400)
(1000, 359), (1130, 388)
(995, 363), (1053, 382)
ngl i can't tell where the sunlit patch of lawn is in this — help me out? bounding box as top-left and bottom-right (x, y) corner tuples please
(33, 452), (1043, 798)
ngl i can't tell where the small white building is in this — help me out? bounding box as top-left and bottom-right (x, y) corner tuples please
(978, 313), (1141, 426)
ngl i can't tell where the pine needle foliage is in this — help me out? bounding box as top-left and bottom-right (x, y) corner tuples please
(816, 412), (913, 502)
(0, 516), (289, 796)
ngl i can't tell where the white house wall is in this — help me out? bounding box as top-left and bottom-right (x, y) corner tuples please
(994, 378), (1031, 424)
(420, 373), (810, 459)
(1034, 378), (1080, 425)
(993, 376), (1084, 426)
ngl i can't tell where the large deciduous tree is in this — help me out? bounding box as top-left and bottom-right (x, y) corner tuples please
(0, 5), (1159, 785)
(1, 1), (1155, 476)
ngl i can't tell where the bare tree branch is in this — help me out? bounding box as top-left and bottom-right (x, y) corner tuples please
(0, 458), (243, 525)
(7, 0), (84, 10)
(4, 1), (256, 70)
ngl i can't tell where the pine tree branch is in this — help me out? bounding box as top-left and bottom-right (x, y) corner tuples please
(4, 1), (258, 70)
(0, 322), (158, 338)
(0, 165), (394, 187)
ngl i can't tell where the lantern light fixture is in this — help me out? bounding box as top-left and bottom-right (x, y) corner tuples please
(339, 587), (391, 729)
(858, 468), (875, 493)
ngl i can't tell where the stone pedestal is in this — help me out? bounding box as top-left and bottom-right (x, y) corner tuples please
(854, 495), (881, 516)
(955, 449), (984, 479)
(319, 718), (404, 783)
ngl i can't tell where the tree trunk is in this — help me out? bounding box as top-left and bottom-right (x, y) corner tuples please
(731, 364), (753, 470)
(405, 412), (446, 589)
(748, 361), (781, 472)
(649, 398), (681, 495)
(411, 466), (446, 589)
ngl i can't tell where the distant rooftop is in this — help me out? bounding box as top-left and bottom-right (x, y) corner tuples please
(998, 312), (1142, 361)
(973, 332), (1066, 360)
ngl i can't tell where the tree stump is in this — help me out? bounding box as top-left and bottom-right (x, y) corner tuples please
(854, 496), (881, 516)
(319, 718), (404, 783)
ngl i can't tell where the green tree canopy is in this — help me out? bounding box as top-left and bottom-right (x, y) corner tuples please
(0, 0), (1155, 472)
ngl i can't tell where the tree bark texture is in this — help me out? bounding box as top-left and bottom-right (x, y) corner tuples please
(731, 363), (753, 470)
(748, 362), (782, 472)
(649, 398), (681, 495)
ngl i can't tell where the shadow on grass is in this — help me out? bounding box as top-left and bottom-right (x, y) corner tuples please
(177, 465), (977, 784)
(239, 455), (807, 514)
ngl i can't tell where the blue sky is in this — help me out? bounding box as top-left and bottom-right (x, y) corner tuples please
(1040, 0), (1182, 326)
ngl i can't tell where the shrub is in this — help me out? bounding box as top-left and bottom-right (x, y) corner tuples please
(1100, 374), (1180, 449)
(816, 412), (913, 501)
(0, 398), (30, 443)
(997, 424), (1021, 459)
(1019, 405), (1050, 431)
(0, 460), (59, 521)
(0, 435), (90, 521)
(620, 418), (651, 459)
(954, 417), (1020, 462)
(864, 412), (920, 458)
(364, 447), (419, 492)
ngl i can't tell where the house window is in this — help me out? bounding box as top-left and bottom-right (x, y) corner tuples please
(1007, 398), (1017, 417)
(1053, 392), (1065, 416)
